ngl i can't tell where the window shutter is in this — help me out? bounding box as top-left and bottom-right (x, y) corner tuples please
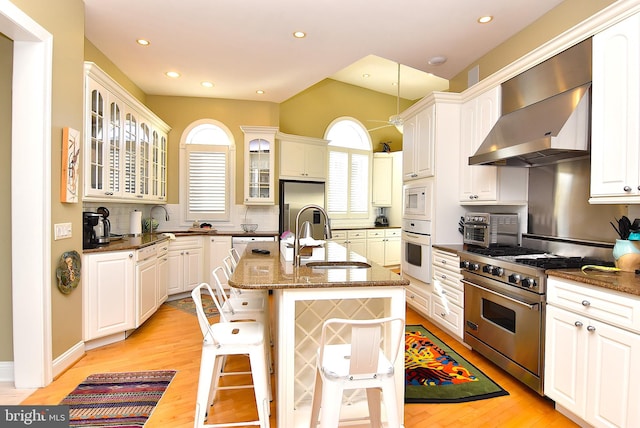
(328, 150), (348, 213)
(187, 148), (228, 216)
(350, 153), (369, 213)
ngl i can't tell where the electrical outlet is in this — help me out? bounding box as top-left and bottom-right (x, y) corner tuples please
(54, 223), (72, 240)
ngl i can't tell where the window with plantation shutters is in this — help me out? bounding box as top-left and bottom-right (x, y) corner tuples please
(326, 118), (371, 219)
(184, 122), (233, 221)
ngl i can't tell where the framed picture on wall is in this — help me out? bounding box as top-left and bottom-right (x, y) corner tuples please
(61, 127), (80, 203)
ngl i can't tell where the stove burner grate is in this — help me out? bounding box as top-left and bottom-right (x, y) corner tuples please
(514, 256), (615, 269)
(466, 246), (546, 257)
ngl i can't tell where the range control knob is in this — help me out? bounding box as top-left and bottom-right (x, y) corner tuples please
(483, 265), (493, 274)
(522, 278), (537, 289)
(508, 273), (522, 284)
(492, 267), (504, 277)
(469, 263), (480, 271)
(460, 260), (470, 269)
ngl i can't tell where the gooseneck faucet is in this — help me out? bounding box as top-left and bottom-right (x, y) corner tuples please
(293, 204), (332, 266)
(151, 205), (170, 222)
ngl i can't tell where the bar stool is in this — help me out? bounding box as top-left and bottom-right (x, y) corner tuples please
(229, 247), (241, 269)
(221, 256), (266, 298)
(308, 317), (405, 428)
(191, 283), (270, 428)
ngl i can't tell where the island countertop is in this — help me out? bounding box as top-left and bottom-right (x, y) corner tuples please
(228, 241), (409, 289)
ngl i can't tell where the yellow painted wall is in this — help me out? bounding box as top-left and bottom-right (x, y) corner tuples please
(8, 0), (86, 359)
(0, 34), (13, 361)
(449, 0), (615, 92)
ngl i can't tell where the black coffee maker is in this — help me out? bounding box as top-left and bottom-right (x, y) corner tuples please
(83, 212), (101, 249)
(375, 207), (389, 227)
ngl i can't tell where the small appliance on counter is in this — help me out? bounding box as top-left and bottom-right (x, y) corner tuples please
(96, 206), (111, 244)
(83, 211), (103, 249)
(375, 207), (389, 227)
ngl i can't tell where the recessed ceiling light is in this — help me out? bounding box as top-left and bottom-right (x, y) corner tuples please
(201, 81), (214, 88)
(427, 56), (447, 66)
(362, 73), (370, 78)
(136, 39), (150, 46)
(478, 15), (493, 24)
(293, 31), (306, 38)
(256, 90), (265, 94)
(391, 82), (398, 86)
(165, 71), (181, 78)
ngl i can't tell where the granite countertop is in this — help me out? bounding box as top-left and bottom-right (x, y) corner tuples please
(83, 233), (171, 254)
(83, 229), (279, 254)
(432, 243), (466, 254)
(547, 268), (640, 297)
(228, 241), (409, 290)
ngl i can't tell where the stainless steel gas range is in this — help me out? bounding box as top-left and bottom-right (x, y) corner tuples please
(459, 240), (614, 395)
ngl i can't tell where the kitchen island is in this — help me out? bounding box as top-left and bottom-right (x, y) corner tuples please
(228, 241), (409, 428)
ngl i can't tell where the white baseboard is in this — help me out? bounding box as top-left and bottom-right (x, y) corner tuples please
(52, 341), (85, 379)
(0, 362), (14, 382)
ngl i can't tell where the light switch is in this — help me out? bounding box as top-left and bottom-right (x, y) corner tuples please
(54, 222), (72, 240)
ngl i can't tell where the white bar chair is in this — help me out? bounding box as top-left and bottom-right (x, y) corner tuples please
(221, 255), (266, 298)
(211, 266), (273, 379)
(308, 316), (405, 428)
(229, 247), (241, 269)
(191, 283), (270, 428)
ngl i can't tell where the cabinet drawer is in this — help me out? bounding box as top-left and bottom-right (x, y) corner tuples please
(431, 298), (464, 339)
(367, 229), (386, 238)
(407, 285), (430, 317)
(347, 230), (367, 239)
(432, 250), (461, 275)
(434, 281), (464, 307)
(548, 277), (640, 333)
(330, 230), (347, 241)
(433, 265), (463, 288)
(168, 236), (203, 250)
(385, 228), (401, 238)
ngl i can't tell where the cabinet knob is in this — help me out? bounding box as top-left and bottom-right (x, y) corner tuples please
(624, 186), (632, 192)
(441, 274), (446, 279)
(574, 321), (583, 327)
(441, 260), (447, 264)
(581, 300), (591, 306)
(587, 325), (596, 332)
(129, 253), (133, 258)
(180, 252), (184, 255)
(440, 312), (446, 317)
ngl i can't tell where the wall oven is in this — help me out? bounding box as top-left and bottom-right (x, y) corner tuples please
(401, 218), (431, 283)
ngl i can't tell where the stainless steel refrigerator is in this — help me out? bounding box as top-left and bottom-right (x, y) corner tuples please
(279, 180), (326, 239)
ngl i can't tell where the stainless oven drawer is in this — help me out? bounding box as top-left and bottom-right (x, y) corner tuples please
(463, 280), (543, 376)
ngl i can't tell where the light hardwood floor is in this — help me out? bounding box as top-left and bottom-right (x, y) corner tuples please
(12, 299), (579, 428)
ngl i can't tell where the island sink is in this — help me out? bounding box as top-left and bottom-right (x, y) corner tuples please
(304, 261), (371, 269)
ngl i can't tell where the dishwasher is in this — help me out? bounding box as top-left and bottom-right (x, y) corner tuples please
(232, 236), (276, 256)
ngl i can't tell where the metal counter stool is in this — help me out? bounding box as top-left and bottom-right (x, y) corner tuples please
(191, 283), (270, 428)
(309, 317), (405, 428)
(229, 247), (241, 269)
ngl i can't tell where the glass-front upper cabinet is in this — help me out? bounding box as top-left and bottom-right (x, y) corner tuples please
(84, 62), (170, 203)
(241, 126), (277, 205)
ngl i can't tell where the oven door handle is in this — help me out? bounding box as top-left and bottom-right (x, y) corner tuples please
(461, 279), (540, 311)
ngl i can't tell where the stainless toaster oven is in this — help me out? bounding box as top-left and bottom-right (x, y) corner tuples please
(463, 212), (519, 248)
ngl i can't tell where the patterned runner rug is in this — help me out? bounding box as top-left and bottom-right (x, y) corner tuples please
(405, 325), (509, 403)
(60, 370), (176, 427)
(164, 294), (218, 317)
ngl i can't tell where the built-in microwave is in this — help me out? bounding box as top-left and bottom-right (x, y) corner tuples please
(403, 179), (433, 220)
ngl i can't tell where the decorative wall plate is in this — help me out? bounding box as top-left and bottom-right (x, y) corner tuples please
(56, 250), (81, 294)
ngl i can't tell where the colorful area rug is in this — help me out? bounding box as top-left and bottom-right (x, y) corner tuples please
(405, 325), (509, 403)
(60, 370), (176, 427)
(164, 294), (218, 317)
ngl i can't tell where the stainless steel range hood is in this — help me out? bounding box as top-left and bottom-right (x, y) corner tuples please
(469, 38), (592, 167)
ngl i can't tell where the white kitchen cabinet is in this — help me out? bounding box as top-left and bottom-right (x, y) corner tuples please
(83, 250), (135, 341)
(157, 242), (169, 305)
(545, 277), (640, 428)
(278, 132), (328, 181)
(346, 229), (367, 258)
(372, 153), (393, 206)
(459, 85), (528, 204)
(241, 126), (277, 205)
(167, 236), (204, 295)
(366, 228), (400, 266)
(590, 12), (640, 204)
(207, 235), (232, 285)
(402, 104), (435, 181)
(406, 280), (431, 319)
(84, 62), (170, 203)
(430, 249), (464, 339)
(136, 244), (158, 327)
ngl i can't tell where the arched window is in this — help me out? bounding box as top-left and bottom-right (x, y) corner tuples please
(325, 118), (372, 218)
(181, 120), (234, 221)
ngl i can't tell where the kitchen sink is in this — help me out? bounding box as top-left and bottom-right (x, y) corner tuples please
(304, 261), (371, 269)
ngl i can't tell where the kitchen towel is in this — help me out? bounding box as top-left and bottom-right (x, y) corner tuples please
(130, 210), (142, 236)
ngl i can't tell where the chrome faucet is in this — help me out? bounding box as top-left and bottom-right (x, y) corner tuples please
(293, 204), (332, 266)
(151, 205), (170, 222)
